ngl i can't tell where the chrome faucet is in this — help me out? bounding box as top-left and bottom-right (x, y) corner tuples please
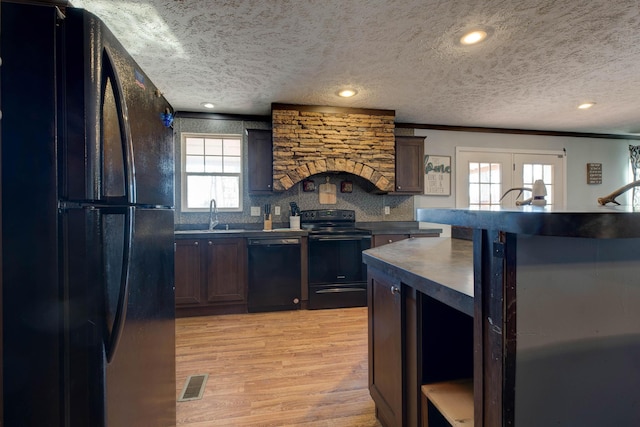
(208, 198), (219, 230)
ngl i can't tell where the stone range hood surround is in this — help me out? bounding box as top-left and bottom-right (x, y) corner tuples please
(272, 103), (396, 192)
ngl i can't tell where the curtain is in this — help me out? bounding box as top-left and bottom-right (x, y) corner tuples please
(630, 145), (640, 206)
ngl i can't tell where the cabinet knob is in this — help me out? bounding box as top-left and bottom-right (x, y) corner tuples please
(388, 239), (393, 243)
(390, 285), (400, 295)
(397, 185), (402, 190)
(267, 184), (271, 188)
(194, 241), (199, 246)
(208, 241), (213, 246)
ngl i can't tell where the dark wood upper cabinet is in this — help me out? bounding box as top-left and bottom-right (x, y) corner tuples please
(246, 129), (273, 194)
(393, 136), (425, 194)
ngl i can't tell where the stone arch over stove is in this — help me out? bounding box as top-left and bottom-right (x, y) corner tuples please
(272, 103), (396, 192)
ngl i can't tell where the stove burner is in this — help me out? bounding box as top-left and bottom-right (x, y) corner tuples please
(300, 209), (370, 236)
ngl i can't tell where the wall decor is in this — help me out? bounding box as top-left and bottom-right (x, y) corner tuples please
(302, 179), (316, 192)
(586, 163), (602, 184)
(424, 155), (451, 195)
(340, 180), (353, 193)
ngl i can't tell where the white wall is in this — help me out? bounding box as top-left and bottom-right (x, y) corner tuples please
(414, 129), (633, 209)
(413, 129), (635, 235)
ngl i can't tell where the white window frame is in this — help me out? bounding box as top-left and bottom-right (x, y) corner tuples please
(180, 132), (244, 213)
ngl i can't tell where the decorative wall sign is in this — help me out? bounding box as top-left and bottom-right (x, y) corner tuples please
(340, 180), (353, 193)
(424, 155), (451, 195)
(586, 163), (602, 184)
(302, 179), (316, 192)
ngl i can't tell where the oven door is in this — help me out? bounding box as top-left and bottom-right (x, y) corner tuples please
(307, 234), (371, 309)
(308, 234), (371, 285)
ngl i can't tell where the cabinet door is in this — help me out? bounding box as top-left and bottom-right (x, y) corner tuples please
(174, 239), (203, 305)
(368, 269), (404, 427)
(394, 136), (424, 193)
(206, 238), (247, 303)
(247, 129), (273, 194)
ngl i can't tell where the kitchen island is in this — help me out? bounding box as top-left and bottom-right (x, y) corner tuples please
(364, 206), (640, 427)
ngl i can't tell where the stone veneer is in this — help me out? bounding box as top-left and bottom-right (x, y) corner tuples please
(272, 104), (395, 192)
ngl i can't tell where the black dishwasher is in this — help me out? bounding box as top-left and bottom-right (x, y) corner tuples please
(247, 237), (301, 312)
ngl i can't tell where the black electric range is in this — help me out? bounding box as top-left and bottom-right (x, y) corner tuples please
(300, 209), (372, 309)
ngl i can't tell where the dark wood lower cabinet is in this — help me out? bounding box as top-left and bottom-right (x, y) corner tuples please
(206, 238), (247, 304)
(174, 237), (247, 316)
(368, 268), (406, 427)
(174, 240), (202, 305)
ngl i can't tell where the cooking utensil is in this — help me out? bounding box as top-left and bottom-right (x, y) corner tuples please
(289, 202), (300, 216)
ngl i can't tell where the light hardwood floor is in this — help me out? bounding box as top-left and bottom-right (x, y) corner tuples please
(175, 307), (382, 427)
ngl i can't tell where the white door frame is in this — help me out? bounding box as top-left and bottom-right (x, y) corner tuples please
(455, 147), (567, 208)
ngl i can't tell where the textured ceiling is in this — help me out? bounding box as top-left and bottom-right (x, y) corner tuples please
(70, 0), (640, 135)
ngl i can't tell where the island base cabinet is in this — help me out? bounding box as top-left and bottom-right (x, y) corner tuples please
(366, 241), (474, 427)
(368, 268), (403, 427)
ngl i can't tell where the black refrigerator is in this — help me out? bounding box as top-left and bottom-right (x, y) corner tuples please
(2, 3), (176, 426)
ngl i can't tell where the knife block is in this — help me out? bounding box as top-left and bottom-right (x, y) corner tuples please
(263, 215), (272, 231)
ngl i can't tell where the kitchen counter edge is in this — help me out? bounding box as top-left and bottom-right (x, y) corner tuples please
(363, 237), (474, 316)
(417, 206), (640, 239)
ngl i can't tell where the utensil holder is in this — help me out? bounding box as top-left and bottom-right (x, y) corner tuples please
(289, 216), (300, 230)
(263, 215), (272, 231)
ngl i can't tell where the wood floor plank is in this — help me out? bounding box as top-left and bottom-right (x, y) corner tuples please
(176, 307), (382, 426)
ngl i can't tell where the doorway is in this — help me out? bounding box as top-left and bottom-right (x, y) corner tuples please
(455, 148), (566, 208)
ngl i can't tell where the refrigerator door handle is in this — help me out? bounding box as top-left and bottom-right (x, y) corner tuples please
(105, 206), (134, 362)
(102, 47), (136, 204)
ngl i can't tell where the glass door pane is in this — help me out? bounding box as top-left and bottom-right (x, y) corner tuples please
(456, 151), (513, 208)
(514, 153), (565, 207)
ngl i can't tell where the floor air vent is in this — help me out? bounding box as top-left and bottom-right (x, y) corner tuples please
(178, 374), (208, 402)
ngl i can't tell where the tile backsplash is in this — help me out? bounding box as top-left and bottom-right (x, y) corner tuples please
(173, 117), (414, 227)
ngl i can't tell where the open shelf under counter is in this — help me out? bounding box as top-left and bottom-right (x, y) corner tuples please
(363, 237), (474, 316)
(422, 379), (474, 427)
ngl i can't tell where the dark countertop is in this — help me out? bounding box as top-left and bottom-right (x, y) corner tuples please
(417, 206), (640, 239)
(358, 221), (442, 235)
(174, 228), (308, 239)
(363, 237), (474, 316)
(175, 221), (442, 238)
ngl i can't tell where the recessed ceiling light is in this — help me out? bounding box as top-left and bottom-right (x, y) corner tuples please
(200, 102), (215, 109)
(578, 102), (595, 110)
(460, 30), (488, 45)
(338, 89), (357, 98)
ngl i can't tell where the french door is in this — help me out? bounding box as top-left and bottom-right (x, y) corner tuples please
(456, 148), (565, 208)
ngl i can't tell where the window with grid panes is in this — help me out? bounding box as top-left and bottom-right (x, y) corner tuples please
(522, 163), (554, 205)
(181, 133), (242, 212)
(468, 161), (502, 207)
